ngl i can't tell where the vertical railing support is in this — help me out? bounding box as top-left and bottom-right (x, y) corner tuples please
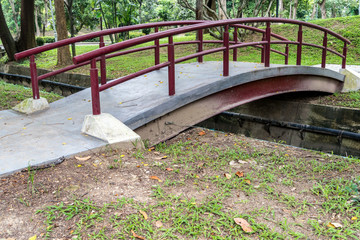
(285, 44), (289, 65)
(223, 25), (229, 76)
(321, 32), (328, 68)
(342, 42), (348, 69)
(155, 27), (160, 65)
(261, 33), (265, 63)
(296, 24), (303, 66)
(233, 27), (238, 62)
(90, 59), (101, 115)
(197, 29), (203, 63)
(264, 22), (271, 67)
(29, 55), (40, 100)
(168, 36), (175, 96)
(99, 36), (107, 85)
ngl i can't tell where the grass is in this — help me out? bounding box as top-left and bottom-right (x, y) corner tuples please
(33, 131), (360, 239)
(0, 80), (62, 110)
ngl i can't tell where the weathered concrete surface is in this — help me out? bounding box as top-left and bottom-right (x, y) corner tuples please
(0, 62), (345, 176)
(12, 97), (49, 114)
(340, 68), (360, 92)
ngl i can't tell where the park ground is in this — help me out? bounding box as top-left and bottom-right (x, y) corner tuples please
(1, 128), (360, 239)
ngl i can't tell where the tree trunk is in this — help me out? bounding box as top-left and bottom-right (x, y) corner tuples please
(35, 5), (40, 37)
(0, 2), (17, 61)
(218, 0), (227, 19)
(64, 0), (76, 57)
(42, 0), (48, 36)
(17, 0), (36, 52)
(319, 0), (326, 19)
(54, 0), (71, 66)
(311, 2), (317, 19)
(292, 0), (298, 19)
(196, 0), (203, 20)
(278, 0), (283, 18)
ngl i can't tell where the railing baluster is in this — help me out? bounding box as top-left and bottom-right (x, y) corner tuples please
(342, 42), (348, 69)
(155, 27), (160, 65)
(197, 29), (203, 63)
(265, 22), (271, 67)
(233, 27), (238, 62)
(99, 36), (107, 85)
(223, 25), (229, 76)
(296, 24), (303, 66)
(168, 36), (175, 96)
(285, 44), (289, 65)
(321, 32), (328, 68)
(29, 55), (40, 99)
(90, 59), (101, 115)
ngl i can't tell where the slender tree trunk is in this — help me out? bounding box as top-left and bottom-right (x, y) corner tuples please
(0, 2), (17, 61)
(64, 0), (76, 57)
(311, 2), (317, 19)
(54, 0), (71, 66)
(43, 0), (48, 36)
(196, 0), (203, 20)
(319, 0), (326, 19)
(218, 0), (227, 19)
(279, 0), (283, 18)
(35, 5), (40, 37)
(17, 0), (36, 52)
(292, 0), (298, 19)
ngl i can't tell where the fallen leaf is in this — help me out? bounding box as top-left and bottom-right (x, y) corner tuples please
(150, 176), (162, 182)
(67, 118), (72, 120)
(155, 220), (163, 228)
(352, 216), (358, 221)
(234, 218), (253, 233)
(235, 171), (244, 178)
(75, 156), (91, 161)
(154, 156), (167, 160)
(139, 210), (148, 220)
(131, 230), (145, 240)
(198, 130), (206, 136)
(224, 173), (232, 179)
(29, 235), (37, 240)
(244, 179), (251, 184)
(166, 168), (173, 171)
(148, 147), (155, 151)
(327, 222), (343, 228)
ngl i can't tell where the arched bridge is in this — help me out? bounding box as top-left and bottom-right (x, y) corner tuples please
(1, 18), (349, 175)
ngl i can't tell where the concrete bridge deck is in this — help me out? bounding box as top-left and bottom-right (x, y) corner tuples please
(0, 61), (345, 176)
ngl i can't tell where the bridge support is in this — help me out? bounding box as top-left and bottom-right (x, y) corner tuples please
(82, 113), (142, 146)
(12, 97), (49, 114)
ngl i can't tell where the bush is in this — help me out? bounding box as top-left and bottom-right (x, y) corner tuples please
(42, 36), (55, 43)
(36, 37), (45, 46)
(142, 28), (151, 35)
(83, 37), (100, 42)
(129, 31), (145, 39)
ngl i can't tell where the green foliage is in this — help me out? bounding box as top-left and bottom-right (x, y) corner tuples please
(42, 36), (55, 44)
(36, 37), (45, 46)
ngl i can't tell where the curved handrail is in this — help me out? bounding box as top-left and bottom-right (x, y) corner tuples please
(73, 17), (350, 64)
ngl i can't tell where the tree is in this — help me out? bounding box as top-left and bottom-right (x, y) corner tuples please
(54, 0), (71, 66)
(17, 0), (36, 52)
(0, 1), (17, 61)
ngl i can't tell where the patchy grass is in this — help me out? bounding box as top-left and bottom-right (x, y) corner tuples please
(1, 129), (360, 239)
(0, 80), (63, 110)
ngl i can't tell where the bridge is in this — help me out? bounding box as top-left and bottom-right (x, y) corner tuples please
(0, 18), (350, 176)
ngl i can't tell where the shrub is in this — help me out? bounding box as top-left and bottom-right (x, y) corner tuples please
(36, 37), (45, 46)
(142, 28), (151, 35)
(129, 31), (145, 39)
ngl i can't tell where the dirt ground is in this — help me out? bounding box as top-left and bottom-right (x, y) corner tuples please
(0, 128), (359, 240)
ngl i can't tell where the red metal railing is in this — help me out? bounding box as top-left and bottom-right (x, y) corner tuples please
(15, 18), (350, 116)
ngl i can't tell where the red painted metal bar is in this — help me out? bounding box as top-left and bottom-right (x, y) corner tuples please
(168, 36), (175, 95)
(99, 62), (170, 92)
(223, 25), (229, 76)
(285, 44), (289, 65)
(197, 29), (203, 63)
(296, 24), (303, 66)
(261, 33), (265, 63)
(99, 36), (107, 85)
(233, 27), (238, 61)
(29, 55), (40, 99)
(90, 59), (101, 115)
(342, 42), (348, 69)
(175, 47), (226, 64)
(265, 22), (271, 67)
(155, 27), (160, 65)
(321, 32), (328, 68)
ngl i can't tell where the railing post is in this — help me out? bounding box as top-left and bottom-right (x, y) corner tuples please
(90, 59), (101, 115)
(29, 55), (40, 100)
(285, 44), (289, 65)
(197, 29), (203, 63)
(155, 27), (160, 65)
(264, 22), (271, 67)
(223, 25), (229, 76)
(99, 36), (107, 85)
(261, 33), (265, 63)
(321, 31), (328, 68)
(296, 24), (303, 66)
(233, 27), (238, 62)
(168, 36), (175, 96)
(342, 42), (348, 69)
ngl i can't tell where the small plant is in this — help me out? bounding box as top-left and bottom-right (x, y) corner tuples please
(27, 165), (37, 195)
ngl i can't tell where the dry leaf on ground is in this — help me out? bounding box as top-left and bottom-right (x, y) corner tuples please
(131, 230), (145, 240)
(234, 218), (253, 233)
(154, 156), (167, 160)
(327, 222), (343, 228)
(150, 176), (162, 182)
(235, 171), (244, 178)
(198, 130), (206, 136)
(224, 173), (232, 179)
(139, 210), (148, 220)
(244, 179), (251, 184)
(166, 168), (173, 171)
(155, 220), (163, 228)
(75, 156), (91, 161)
